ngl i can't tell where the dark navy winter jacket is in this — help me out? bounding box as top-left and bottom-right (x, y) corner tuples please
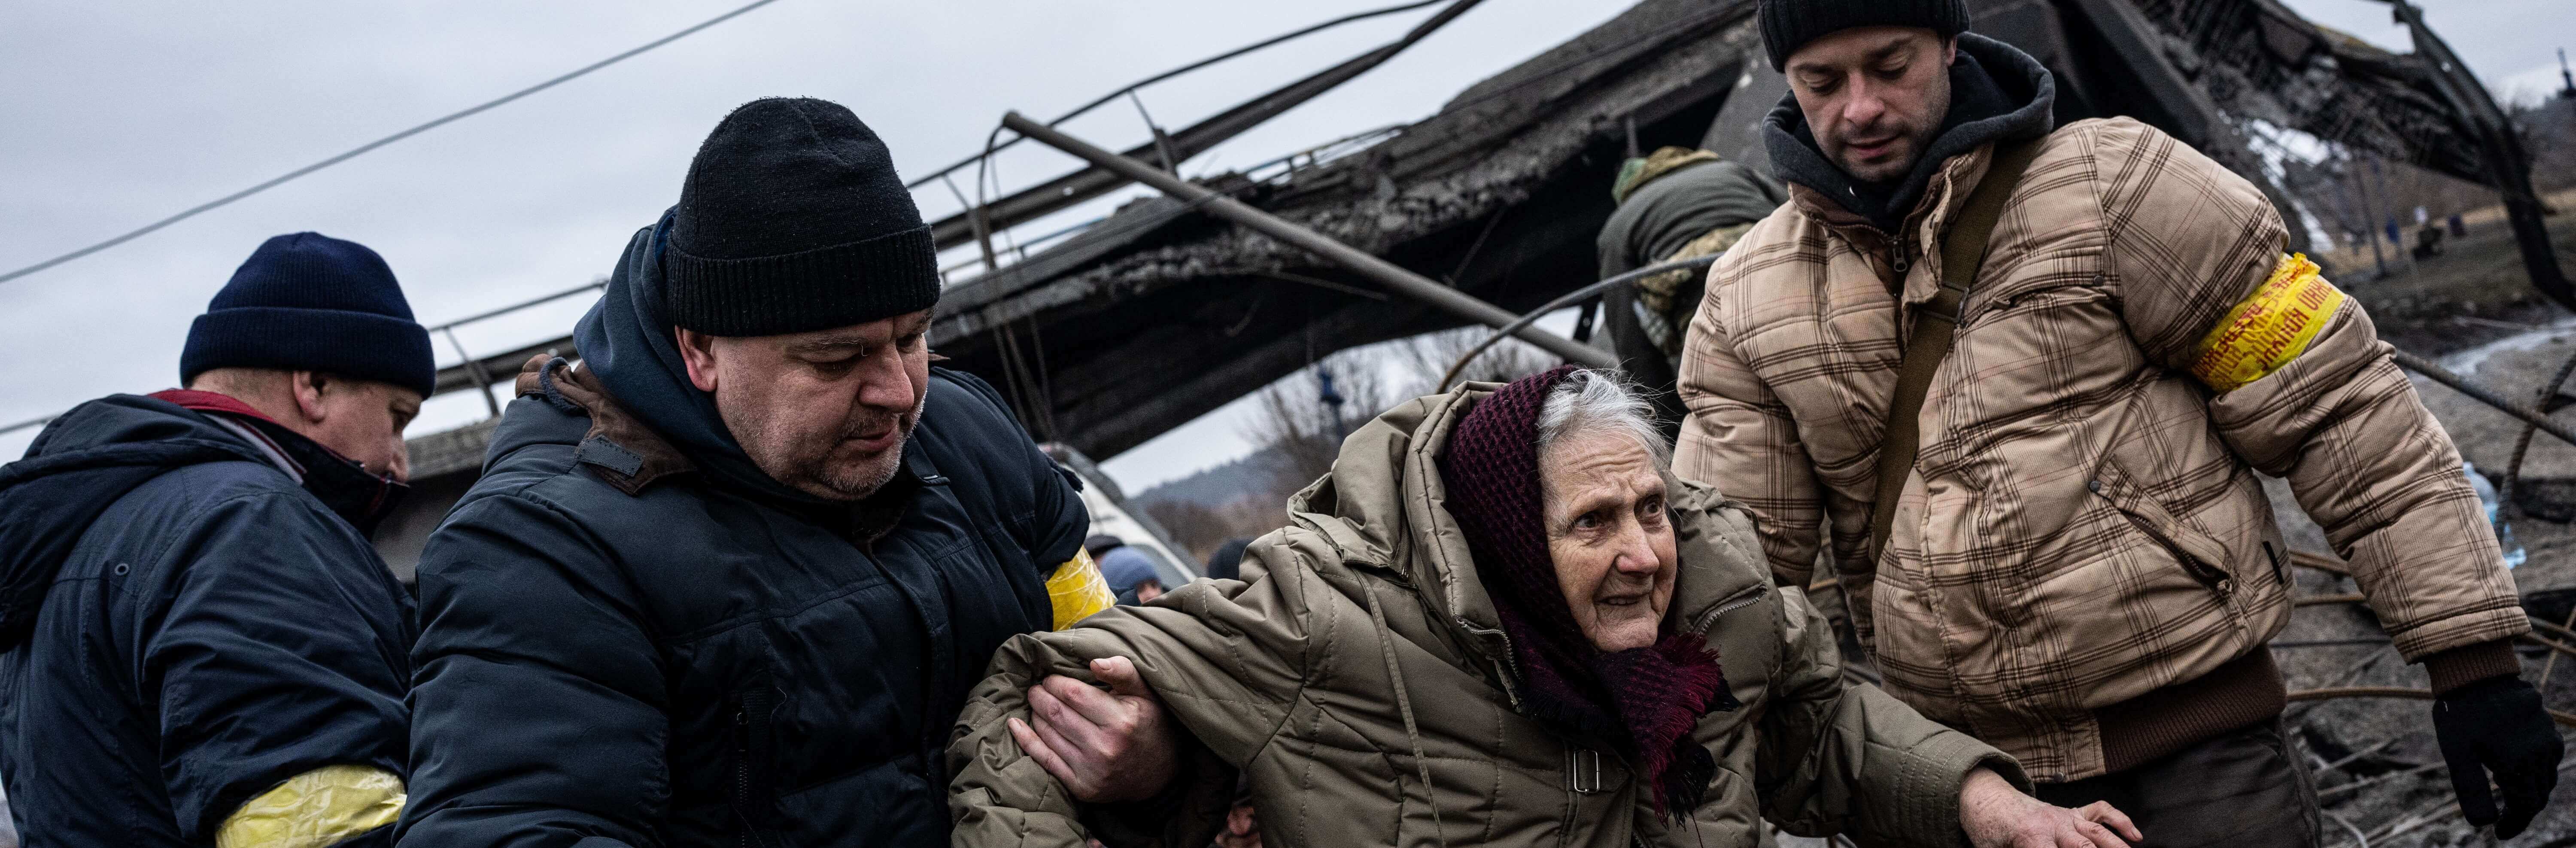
(0, 394), (415, 847)
(398, 368), (1086, 847)
(398, 218), (1090, 847)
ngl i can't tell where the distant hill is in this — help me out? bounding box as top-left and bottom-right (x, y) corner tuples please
(1131, 449), (1299, 512)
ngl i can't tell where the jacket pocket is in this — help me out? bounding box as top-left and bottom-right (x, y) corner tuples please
(2090, 465), (2234, 595)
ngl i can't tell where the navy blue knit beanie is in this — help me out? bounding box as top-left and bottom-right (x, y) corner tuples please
(664, 97), (941, 337)
(180, 233), (436, 398)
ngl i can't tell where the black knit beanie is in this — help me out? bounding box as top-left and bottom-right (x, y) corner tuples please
(1758, 0), (1971, 70)
(180, 232), (435, 398)
(665, 97), (941, 337)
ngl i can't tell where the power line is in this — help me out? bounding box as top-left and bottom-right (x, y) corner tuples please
(0, 0), (788, 286)
(904, 0), (1448, 191)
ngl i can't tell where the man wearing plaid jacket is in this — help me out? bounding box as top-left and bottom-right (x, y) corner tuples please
(1677, 1), (2561, 842)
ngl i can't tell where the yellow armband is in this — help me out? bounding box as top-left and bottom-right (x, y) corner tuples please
(216, 764), (404, 848)
(2187, 252), (2346, 392)
(1046, 548), (1116, 630)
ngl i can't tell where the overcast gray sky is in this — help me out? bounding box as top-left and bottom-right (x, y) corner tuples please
(3, 0), (2569, 493)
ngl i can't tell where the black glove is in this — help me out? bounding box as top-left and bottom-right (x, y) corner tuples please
(2433, 675), (2564, 839)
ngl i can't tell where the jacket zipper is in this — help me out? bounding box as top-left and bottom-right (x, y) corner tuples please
(1692, 583), (1770, 635)
(2096, 485), (2232, 594)
(2151, 529), (2233, 593)
(732, 689), (778, 848)
(734, 708), (754, 848)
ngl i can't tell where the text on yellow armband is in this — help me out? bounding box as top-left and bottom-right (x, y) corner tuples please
(2187, 252), (2345, 392)
(216, 764), (404, 848)
(1046, 548), (1116, 630)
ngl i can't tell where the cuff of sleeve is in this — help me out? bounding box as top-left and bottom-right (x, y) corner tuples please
(1896, 731), (2022, 848)
(1079, 742), (1234, 848)
(2424, 639), (2521, 696)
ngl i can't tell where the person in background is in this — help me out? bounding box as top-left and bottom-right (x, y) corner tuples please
(397, 98), (1181, 847)
(1679, 0), (2563, 841)
(1596, 144), (1786, 400)
(0, 233), (424, 847)
(1086, 534), (1128, 560)
(1202, 538), (1253, 583)
(2412, 221), (2446, 260)
(1101, 546), (1166, 605)
(1209, 776), (1261, 848)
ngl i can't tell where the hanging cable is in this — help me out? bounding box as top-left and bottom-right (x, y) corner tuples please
(0, 0), (790, 286)
(902, 0), (1448, 190)
(1437, 253), (1725, 391)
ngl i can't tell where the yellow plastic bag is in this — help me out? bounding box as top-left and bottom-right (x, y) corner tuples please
(217, 763), (404, 848)
(1046, 548), (1116, 629)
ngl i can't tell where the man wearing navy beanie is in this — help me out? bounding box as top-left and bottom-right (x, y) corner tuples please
(0, 232), (425, 846)
(402, 98), (1189, 847)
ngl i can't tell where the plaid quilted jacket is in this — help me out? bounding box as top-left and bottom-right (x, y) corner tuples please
(1675, 116), (2527, 781)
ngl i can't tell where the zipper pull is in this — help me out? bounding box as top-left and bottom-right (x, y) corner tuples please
(1892, 244), (1911, 275)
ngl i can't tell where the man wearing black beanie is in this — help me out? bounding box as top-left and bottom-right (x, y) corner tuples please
(0, 232), (423, 847)
(1678, 2), (2561, 845)
(401, 98), (1194, 848)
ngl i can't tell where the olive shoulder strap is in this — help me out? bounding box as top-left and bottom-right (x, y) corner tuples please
(1865, 137), (2046, 565)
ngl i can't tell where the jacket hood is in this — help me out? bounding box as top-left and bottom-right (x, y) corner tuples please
(574, 211), (838, 508)
(1762, 32), (2054, 231)
(0, 396), (276, 649)
(1284, 385), (1759, 670)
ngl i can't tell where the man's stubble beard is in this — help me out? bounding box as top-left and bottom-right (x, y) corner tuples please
(726, 389), (930, 502)
(1831, 74), (1950, 184)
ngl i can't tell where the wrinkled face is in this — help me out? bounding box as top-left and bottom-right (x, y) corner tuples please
(1786, 27), (1956, 184)
(303, 377), (421, 483)
(1539, 430), (1678, 653)
(679, 310), (933, 501)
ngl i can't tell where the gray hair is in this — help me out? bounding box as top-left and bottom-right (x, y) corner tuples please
(1534, 369), (1671, 468)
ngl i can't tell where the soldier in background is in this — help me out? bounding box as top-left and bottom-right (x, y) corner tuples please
(1596, 144), (1786, 387)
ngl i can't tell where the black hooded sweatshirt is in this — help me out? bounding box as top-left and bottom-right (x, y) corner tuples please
(0, 394), (414, 847)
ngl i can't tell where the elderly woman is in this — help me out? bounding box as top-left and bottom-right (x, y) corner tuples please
(949, 368), (2136, 848)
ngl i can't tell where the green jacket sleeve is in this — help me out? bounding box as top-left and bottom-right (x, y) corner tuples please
(947, 530), (1329, 847)
(1754, 586), (2026, 847)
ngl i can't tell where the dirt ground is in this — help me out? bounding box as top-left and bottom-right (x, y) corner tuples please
(2290, 213), (2576, 848)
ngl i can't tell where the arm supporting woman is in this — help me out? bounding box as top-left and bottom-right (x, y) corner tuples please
(948, 536), (1324, 847)
(1755, 587), (2030, 846)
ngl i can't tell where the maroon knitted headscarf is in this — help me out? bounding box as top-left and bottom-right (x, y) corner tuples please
(1437, 366), (1736, 815)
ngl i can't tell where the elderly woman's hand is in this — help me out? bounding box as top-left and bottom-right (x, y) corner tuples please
(1958, 768), (2140, 848)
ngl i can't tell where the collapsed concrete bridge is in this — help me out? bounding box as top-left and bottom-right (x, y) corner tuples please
(366, 0), (2563, 573)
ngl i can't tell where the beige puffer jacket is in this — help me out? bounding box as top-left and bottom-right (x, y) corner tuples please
(1676, 116), (2526, 781)
(948, 386), (2020, 848)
